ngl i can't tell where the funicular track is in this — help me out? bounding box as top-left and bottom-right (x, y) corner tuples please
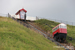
(27, 22), (74, 50)
(12, 17), (74, 50)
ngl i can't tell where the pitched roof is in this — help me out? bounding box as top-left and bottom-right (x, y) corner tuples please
(16, 8), (27, 15)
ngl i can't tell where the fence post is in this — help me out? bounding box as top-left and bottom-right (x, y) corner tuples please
(36, 16), (39, 20)
(8, 13), (9, 17)
(8, 13), (11, 18)
(72, 22), (73, 28)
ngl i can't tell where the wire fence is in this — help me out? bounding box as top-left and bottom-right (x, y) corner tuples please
(36, 16), (75, 41)
(0, 13), (75, 26)
(36, 16), (75, 26)
(0, 13), (8, 17)
(11, 17), (71, 50)
(0, 13), (75, 49)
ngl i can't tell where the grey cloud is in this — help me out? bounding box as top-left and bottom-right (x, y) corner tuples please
(0, 0), (75, 22)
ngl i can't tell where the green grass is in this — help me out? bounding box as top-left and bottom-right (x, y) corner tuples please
(35, 19), (75, 47)
(0, 17), (64, 50)
(35, 19), (59, 33)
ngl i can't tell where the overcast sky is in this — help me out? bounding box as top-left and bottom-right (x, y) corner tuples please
(0, 0), (75, 22)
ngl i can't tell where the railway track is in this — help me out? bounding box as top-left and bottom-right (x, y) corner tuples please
(12, 17), (74, 50)
(27, 22), (74, 50)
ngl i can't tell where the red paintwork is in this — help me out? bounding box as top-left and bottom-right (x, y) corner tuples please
(16, 8), (27, 15)
(52, 23), (66, 29)
(52, 24), (60, 29)
(53, 28), (67, 37)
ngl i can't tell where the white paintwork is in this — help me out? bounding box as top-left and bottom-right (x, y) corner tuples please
(11, 14), (20, 19)
(59, 23), (66, 26)
(52, 23), (67, 32)
(20, 10), (25, 19)
(10, 14), (38, 21)
(59, 23), (67, 29)
(26, 16), (36, 21)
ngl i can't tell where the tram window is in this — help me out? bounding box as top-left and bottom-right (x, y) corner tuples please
(53, 26), (59, 32)
(60, 25), (67, 29)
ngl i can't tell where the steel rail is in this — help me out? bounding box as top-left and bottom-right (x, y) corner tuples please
(11, 17), (74, 50)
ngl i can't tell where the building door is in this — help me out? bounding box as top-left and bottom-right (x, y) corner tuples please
(20, 10), (25, 19)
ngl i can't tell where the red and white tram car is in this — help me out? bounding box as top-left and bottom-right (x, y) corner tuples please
(52, 23), (67, 42)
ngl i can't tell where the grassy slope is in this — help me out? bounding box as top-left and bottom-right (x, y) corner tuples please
(35, 19), (75, 47)
(0, 17), (63, 50)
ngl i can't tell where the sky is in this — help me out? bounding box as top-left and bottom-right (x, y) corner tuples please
(0, 0), (75, 23)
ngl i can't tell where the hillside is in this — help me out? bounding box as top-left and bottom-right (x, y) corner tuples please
(0, 17), (62, 50)
(35, 19), (75, 47)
